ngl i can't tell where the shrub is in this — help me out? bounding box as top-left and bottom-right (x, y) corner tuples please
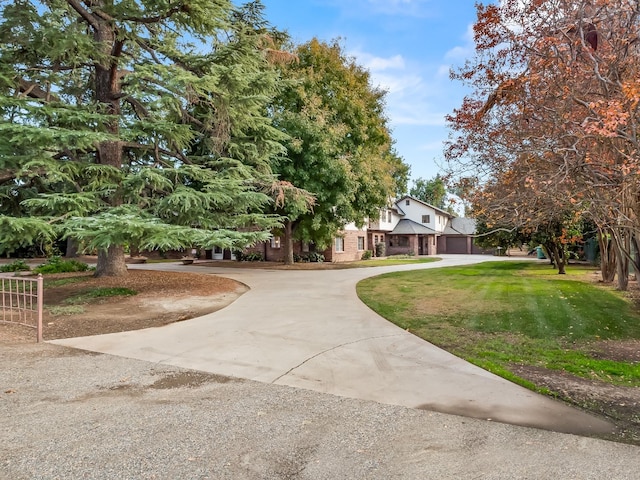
(305, 252), (324, 263)
(33, 256), (90, 274)
(375, 242), (386, 257)
(0, 259), (31, 272)
(361, 250), (373, 260)
(235, 251), (263, 262)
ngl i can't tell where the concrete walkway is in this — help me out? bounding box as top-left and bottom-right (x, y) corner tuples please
(52, 255), (613, 436)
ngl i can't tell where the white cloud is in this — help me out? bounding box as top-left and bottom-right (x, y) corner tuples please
(418, 140), (446, 151)
(322, 0), (435, 18)
(373, 72), (421, 94)
(377, 76), (448, 127)
(392, 111), (448, 127)
(365, 0), (435, 17)
(347, 47), (452, 127)
(444, 23), (474, 60)
(436, 64), (451, 78)
(358, 53), (406, 72)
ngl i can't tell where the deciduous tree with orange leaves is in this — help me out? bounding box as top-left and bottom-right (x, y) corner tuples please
(446, 0), (640, 288)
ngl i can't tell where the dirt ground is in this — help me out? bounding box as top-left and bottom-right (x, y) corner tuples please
(1, 266), (639, 445)
(0, 269), (247, 342)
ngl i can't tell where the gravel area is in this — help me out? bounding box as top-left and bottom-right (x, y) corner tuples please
(2, 341), (639, 479)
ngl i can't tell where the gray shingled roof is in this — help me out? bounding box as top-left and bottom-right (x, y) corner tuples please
(390, 219), (437, 235)
(444, 217), (477, 235)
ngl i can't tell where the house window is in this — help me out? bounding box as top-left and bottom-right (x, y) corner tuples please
(398, 237), (409, 247)
(270, 236), (281, 249)
(302, 241), (310, 252)
(357, 236), (365, 250)
(405, 199), (410, 206)
(387, 210), (392, 222)
(374, 235), (379, 245)
(422, 215), (430, 224)
(335, 237), (345, 252)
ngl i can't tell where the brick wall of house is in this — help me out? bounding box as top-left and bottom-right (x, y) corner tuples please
(386, 234), (420, 256)
(325, 230), (368, 262)
(243, 242), (284, 262)
(244, 238), (320, 262)
(367, 231), (387, 257)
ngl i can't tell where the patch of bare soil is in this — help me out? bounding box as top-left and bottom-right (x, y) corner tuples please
(511, 344), (640, 446)
(1, 270), (246, 342)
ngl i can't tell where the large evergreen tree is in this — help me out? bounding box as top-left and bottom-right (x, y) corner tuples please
(0, 0), (285, 275)
(272, 39), (409, 264)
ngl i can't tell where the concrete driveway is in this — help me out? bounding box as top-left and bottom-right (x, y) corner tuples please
(52, 255), (613, 436)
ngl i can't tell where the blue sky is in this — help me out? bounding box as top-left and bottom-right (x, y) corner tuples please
(262, 0), (481, 185)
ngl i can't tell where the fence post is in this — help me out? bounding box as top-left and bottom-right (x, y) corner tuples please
(37, 274), (43, 343)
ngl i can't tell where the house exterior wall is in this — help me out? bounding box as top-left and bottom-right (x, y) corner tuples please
(368, 208), (400, 231)
(398, 197), (450, 234)
(387, 234), (420, 256)
(243, 239), (286, 262)
(325, 229), (368, 262)
(367, 231), (387, 256)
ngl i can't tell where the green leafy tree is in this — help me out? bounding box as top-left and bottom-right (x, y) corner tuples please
(0, 0), (285, 276)
(272, 38), (409, 264)
(409, 175), (447, 209)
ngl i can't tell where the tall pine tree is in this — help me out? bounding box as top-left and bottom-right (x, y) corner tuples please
(0, 0), (285, 275)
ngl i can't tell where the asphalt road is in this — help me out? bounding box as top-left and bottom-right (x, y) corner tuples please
(2, 341), (639, 480)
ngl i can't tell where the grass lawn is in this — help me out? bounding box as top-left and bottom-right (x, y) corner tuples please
(357, 261), (640, 389)
(354, 257), (441, 267)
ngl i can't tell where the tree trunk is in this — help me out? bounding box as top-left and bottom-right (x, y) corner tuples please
(546, 241), (566, 274)
(129, 242), (140, 258)
(283, 220), (295, 265)
(632, 234), (640, 279)
(613, 230), (630, 291)
(598, 229), (617, 283)
(93, 20), (127, 276)
(616, 247), (629, 291)
(65, 238), (79, 258)
(95, 245), (128, 277)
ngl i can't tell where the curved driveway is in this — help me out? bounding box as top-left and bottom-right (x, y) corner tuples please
(52, 255), (613, 436)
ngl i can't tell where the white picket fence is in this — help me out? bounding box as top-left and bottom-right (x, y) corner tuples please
(0, 274), (43, 342)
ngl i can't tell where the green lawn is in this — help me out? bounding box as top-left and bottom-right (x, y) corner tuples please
(354, 257), (441, 267)
(357, 262), (640, 388)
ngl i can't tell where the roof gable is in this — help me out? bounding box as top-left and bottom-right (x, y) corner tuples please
(395, 195), (455, 218)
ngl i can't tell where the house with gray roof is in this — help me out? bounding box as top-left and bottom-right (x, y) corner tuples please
(367, 196), (485, 256)
(226, 195), (485, 263)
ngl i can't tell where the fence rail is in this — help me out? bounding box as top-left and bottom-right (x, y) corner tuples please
(1, 274), (43, 342)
